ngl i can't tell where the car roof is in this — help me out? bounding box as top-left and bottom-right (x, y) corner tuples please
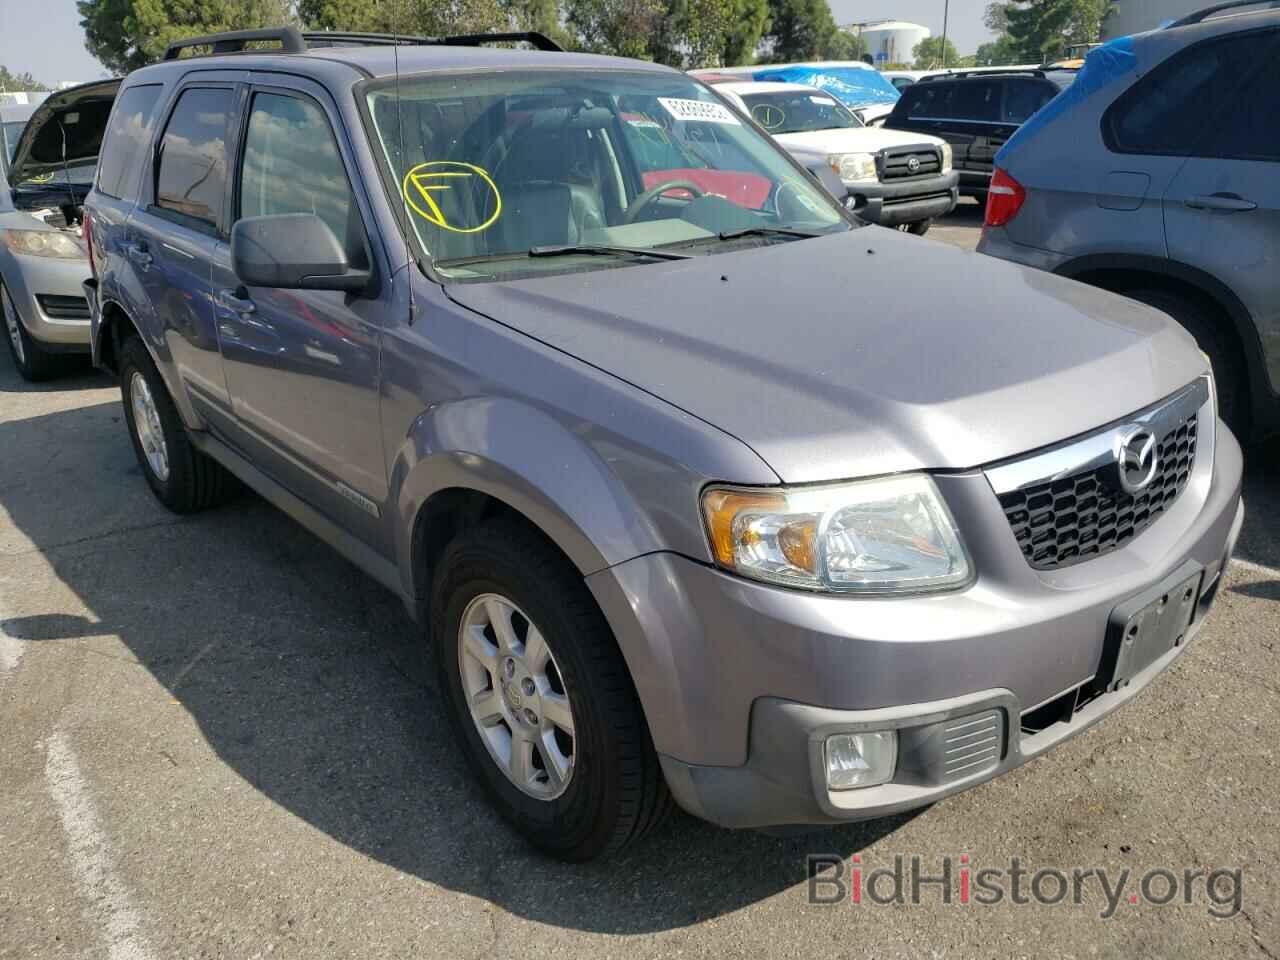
(129, 44), (676, 85)
(717, 81), (829, 95)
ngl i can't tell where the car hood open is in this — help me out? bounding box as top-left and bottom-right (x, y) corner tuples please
(7, 79), (120, 211)
(446, 229), (1207, 484)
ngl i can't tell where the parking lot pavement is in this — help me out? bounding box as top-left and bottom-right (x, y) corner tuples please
(930, 196), (985, 251)
(1, 347), (1278, 960)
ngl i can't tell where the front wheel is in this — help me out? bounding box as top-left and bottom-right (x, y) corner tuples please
(2, 279), (60, 381)
(433, 522), (672, 861)
(897, 219), (931, 236)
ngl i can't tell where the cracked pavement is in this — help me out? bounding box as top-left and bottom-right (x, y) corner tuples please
(1, 294), (1278, 959)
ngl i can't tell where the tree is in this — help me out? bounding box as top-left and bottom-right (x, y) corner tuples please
(0, 66), (44, 92)
(912, 35), (959, 69)
(720, 0), (771, 65)
(761, 0), (842, 63)
(1002, 0), (1107, 62)
(79, 0), (295, 74)
(565, 0), (666, 59)
(974, 35), (1022, 64)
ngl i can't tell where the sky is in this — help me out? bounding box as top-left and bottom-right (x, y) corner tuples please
(0, 0), (110, 86)
(0, 0), (996, 90)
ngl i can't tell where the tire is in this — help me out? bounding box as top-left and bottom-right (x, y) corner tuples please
(2, 279), (61, 382)
(897, 219), (931, 236)
(118, 335), (238, 513)
(432, 521), (672, 861)
(1126, 288), (1249, 436)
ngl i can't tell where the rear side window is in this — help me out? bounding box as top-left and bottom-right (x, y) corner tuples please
(1002, 80), (1056, 124)
(1213, 47), (1280, 162)
(97, 84), (163, 199)
(238, 92), (366, 264)
(948, 82), (1000, 123)
(1104, 29), (1276, 156)
(154, 87), (234, 232)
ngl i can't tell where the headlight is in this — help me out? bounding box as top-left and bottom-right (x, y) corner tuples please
(701, 474), (972, 594)
(2, 229), (85, 260)
(827, 152), (877, 184)
(939, 142), (953, 173)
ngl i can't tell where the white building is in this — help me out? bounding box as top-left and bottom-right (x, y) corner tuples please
(842, 20), (932, 66)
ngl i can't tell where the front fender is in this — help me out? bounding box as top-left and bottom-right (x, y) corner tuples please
(391, 395), (671, 597)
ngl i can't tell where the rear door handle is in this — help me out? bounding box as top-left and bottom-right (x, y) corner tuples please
(125, 242), (153, 268)
(218, 288), (257, 316)
(1184, 193), (1257, 212)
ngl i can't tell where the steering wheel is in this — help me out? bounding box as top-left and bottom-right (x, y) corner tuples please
(622, 179), (705, 224)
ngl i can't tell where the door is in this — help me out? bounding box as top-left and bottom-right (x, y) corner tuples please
(1162, 27), (1280, 394)
(946, 80), (1003, 180)
(127, 81), (242, 427)
(213, 79), (388, 547)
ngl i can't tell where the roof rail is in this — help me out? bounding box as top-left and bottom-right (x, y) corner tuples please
(919, 69), (1047, 82)
(1167, 0), (1280, 25)
(163, 27), (564, 61)
(163, 27), (306, 60)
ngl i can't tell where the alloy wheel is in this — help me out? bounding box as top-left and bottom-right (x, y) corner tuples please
(129, 372), (170, 482)
(457, 593), (576, 800)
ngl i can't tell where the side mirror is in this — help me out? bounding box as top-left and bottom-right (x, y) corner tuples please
(805, 162), (851, 204)
(231, 213), (371, 293)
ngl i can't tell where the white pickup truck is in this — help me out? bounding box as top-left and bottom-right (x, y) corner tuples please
(713, 80), (960, 234)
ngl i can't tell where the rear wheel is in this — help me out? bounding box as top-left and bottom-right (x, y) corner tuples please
(432, 521), (672, 861)
(1126, 288), (1249, 436)
(118, 335), (238, 513)
(2, 279), (60, 382)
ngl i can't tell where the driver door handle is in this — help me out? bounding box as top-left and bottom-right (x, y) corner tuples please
(1184, 193), (1257, 213)
(218, 288), (256, 316)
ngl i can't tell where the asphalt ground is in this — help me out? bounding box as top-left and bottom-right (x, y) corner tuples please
(2, 232), (1278, 958)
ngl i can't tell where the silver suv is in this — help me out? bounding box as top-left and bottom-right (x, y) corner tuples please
(977, 1), (1279, 439)
(82, 27), (1243, 861)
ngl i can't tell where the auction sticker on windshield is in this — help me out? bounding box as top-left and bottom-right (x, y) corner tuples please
(658, 98), (741, 125)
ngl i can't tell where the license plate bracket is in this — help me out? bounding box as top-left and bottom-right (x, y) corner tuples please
(1098, 562), (1203, 693)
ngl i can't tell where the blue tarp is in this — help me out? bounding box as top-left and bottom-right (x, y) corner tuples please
(749, 66), (901, 108)
(995, 36), (1140, 166)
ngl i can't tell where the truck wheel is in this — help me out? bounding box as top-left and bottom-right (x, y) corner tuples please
(898, 220), (931, 236)
(432, 521), (672, 861)
(118, 335), (238, 513)
(2, 279), (60, 382)
(1126, 289), (1248, 437)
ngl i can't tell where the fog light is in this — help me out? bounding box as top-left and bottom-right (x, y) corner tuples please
(825, 731), (897, 790)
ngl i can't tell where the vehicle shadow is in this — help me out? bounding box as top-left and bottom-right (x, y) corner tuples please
(0, 371), (910, 934)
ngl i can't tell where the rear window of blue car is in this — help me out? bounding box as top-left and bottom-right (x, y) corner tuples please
(97, 84), (163, 199)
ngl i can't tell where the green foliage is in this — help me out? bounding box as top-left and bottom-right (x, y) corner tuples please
(912, 35), (959, 69)
(1001, 0), (1107, 63)
(79, 0), (294, 74)
(0, 66), (45, 92)
(762, 0), (842, 62)
(974, 35), (1023, 64)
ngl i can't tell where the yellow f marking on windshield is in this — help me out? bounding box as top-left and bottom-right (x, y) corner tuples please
(401, 161), (502, 234)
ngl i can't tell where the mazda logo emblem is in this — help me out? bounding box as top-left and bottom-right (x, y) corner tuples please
(1116, 427), (1158, 494)
(907, 156), (920, 173)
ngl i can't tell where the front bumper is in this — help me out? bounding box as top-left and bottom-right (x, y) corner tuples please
(0, 252), (93, 351)
(846, 170), (959, 227)
(587, 419), (1244, 828)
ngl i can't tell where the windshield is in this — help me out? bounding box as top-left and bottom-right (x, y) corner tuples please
(738, 90), (863, 134)
(2, 120), (25, 169)
(364, 70), (849, 281)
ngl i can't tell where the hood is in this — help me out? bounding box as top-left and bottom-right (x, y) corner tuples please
(775, 126), (943, 154)
(8, 79), (120, 210)
(446, 229), (1207, 484)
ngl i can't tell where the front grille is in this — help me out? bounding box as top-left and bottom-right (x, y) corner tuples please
(37, 295), (91, 320)
(880, 146), (941, 180)
(998, 415), (1198, 570)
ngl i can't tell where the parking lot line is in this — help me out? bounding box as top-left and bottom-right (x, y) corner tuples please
(45, 730), (157, 960)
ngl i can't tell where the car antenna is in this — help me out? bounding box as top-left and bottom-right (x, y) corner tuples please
(392, 18), (417, 325)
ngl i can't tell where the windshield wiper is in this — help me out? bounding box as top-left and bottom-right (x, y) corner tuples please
(435, 244), (693, 270)
(528, 243), (693, 261)
(716, 226), (825, 241)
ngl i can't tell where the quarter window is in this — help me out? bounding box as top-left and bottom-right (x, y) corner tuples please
(1104, 29), (1277, 157)
(238, 92), (364, 260)
(155, 87), (234, 231)
(97, 84), (163, 199)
